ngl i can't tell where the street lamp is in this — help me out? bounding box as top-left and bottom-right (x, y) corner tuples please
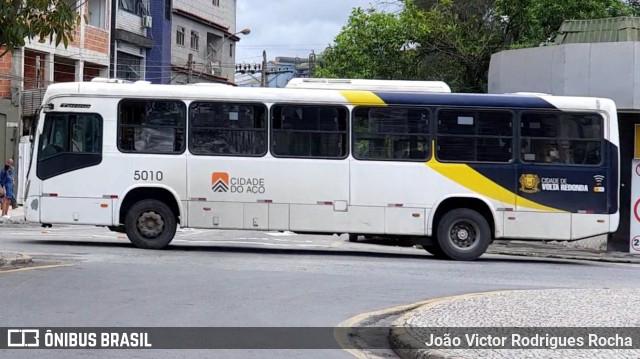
(206, 28), (251, 77)
(209, 28), (251, 58)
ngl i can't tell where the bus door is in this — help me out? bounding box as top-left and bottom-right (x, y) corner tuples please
(508, 111), (608, 240)
(36, 108), (112, 225)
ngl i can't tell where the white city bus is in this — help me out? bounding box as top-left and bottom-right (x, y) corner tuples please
(23, 79), (620, 260)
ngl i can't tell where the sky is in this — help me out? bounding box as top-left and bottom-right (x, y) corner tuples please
(235, 0), (401, 65)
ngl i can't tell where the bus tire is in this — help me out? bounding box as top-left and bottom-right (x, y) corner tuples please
(125, 199), (177, 250)
(436, 208), (491, 261)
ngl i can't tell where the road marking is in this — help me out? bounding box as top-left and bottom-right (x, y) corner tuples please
(172, 239), (329, 248)
(177, 231), (206, 238)
(0, 263), (73, 274)
(330, 241), (344, 248)
(334, 290), (514, 359)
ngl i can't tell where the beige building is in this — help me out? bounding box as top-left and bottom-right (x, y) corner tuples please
(171, 0), (246, 84)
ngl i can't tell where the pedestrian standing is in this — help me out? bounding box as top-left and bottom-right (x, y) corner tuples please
(1, 159), (14, 218)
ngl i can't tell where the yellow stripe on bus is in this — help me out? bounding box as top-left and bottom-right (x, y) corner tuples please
(339, 90), (386, 105)
(425, 153), (561, 212)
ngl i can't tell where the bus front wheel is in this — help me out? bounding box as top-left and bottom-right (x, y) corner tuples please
(435, 209), (491, 261)
(125, 199), (177, 249)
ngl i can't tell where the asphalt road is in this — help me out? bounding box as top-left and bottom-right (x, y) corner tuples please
(0, 224), (639, 359)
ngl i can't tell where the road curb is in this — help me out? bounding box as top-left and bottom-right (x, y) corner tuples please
(0, 251), (33, 268)
(388, 291), (512, 359)
(486, 248), (640, 264)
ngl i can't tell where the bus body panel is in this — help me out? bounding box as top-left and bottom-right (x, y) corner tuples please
(186, 154), (350, 232)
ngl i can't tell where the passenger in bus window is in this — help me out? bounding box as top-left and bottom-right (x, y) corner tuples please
(544, 144), (561, 163)
(561, 146), (574, 164)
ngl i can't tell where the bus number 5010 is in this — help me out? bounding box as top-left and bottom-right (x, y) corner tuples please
(134, 170), (164, 182)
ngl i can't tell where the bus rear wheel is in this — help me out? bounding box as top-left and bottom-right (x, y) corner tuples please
(125, 199), (176, 249)
(435, 208), (491, 261)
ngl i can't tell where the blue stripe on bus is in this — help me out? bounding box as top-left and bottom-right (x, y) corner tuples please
(467, 141), (617, 214)
(373, 92), (558, 109)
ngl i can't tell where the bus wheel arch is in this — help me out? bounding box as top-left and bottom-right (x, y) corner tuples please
(119, 187), (181, 249)
(429, 197), (495, 261)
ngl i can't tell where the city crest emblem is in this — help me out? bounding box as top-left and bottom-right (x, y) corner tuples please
(519, 174), (540, 194)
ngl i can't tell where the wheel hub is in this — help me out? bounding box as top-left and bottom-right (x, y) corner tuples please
(137, 211), (165, 238)
(456, 229), (469, 240)
(449, 221), (478, 249)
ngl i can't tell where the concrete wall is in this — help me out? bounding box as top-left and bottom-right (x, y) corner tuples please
(173, 0), (235, 29)
(0, 99), (19, 163)
(116, 9), (147, 36)
(489, 42), (640, 110)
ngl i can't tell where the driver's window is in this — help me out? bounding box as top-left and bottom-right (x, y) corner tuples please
(39, 113), (102, 160)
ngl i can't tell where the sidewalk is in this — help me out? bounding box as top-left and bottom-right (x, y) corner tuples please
(0, 204), (25, 225)
(487, 240), (640, 264)
(0, 251), (32, 267)
(390, 288), (640, 359)
(0, 205), (33, 268)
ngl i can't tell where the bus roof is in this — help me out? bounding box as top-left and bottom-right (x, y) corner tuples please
(285, 78), (452, 93)
(40, 81), (615, 112)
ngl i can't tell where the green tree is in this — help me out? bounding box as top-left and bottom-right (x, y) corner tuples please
(496, 0), (639, 47)
(315, 6), (429, 80)
(319, 0), (640, 92)
(0, 0), (81, 57)
(414, 0), (505, 92)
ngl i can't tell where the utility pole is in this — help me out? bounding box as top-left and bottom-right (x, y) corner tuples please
(308, 50), (315, 78)
(187, 54), (194, 84)
(261, 50), (267, 87)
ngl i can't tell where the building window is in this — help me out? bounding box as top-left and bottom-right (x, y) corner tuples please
(212, 0), (220, 6)
(520, 112), (603, 165)
(436, 109), (514, 163)
(191, 31), (200, 50)
(119, 0), (149, 16)
(189, 102), (267, 156)
(118, 100), (186, 154)
(271, 104), (348, 159)
(353, 106), (430, 161)
(229, 43), (233, 58)
(116, 51), (143, 81)
(176, 26), (185, 46)
(87, 0), (106, 28)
